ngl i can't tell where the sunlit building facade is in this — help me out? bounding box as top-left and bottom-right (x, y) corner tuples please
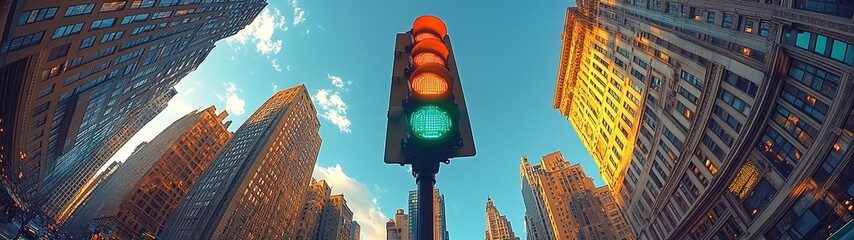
(408, 189), (449, 240)
(318, 194), (355, 240)
(61, 160), (122, 225)
(159, 84), (321, 239)
(554, 0), (854, 239)
(65, 106), (232, 239)
(42, 88), (174, 222)
(294, 179), (331, 240)
(521, 151), (633, 240)
(387, 208), (409, 240)
(485, 197), (520, 240)
(0, 0), (266, 207)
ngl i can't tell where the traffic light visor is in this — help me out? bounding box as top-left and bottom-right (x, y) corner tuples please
(412, 15), (447, 40)
(411, 38), (449, 67)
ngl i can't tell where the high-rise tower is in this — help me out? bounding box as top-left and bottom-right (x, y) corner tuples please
(553, 0), (854, 239)
(0, 0), (266, 205)
(521, 151), (632, 240)
(387, 209), (409, 240)
(407, 189), (449, 240)
(485, 198), (520, 240)
(159, 84), (321, 239)
(65, 106), (232, 239)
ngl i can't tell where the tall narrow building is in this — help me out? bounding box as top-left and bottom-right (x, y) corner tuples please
(318, 194), (354, 240)
(520, 156), (553, 240)
(65, 106), (232, 239)
(553, 0), (854, 239)
(351, 221), (361, 240)
(159, 84), (321, 239)
(41, 88), (175, 222)
(294, 179), (332, 240)
(386, 209), (409, 240)
(521, 151), (633, 240)
(0, 0), (266, 207)
(408, 189), (449, 240)
(485, 198), (520, 240)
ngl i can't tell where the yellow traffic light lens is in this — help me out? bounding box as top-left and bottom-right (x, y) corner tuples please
(413, 52), (445, 67)
(411, 72), (449, 96)
(410, 104), (452, 140)
(415, 32), (440, 42)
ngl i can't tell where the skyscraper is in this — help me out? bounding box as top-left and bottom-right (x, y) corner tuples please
(294, 179), (332, 240)
(553, 0), (854, 239)
(407, 189), (449, 240)
(61, 160), (123, 225)
(318, 194), (354, 240)
(64, 106), (232, 239)
(485, 198), (520, 240)
(386, 209), (409, 240)
(351, 221), (361, 240)
(160, 84), (321, 239)
(41, 88), (175, 222)
(520, 156), (553, 240)
(521, 152), (632, 240)
(0, 0), (266, 205)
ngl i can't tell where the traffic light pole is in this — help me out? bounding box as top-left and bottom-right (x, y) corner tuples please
(412, 158), (440, 240)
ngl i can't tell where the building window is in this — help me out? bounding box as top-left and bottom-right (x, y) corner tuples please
(130, 0), (155, 9)
(18, 7), (58, 25)
(707, 11), (716, 24)
(101, 31), (124, 43)
(794, 0), (854, 18)
(780, 83), (830, 123)
(787, 59), (840, 100)
(52, 23), (85, 39)
(1, 31), (45, 53)
(785, 29), (854, 66)
(90, 18), (116, 30)
(811, 137), (849, 185)
(757, 127), (801, 178)
(728, 159), (760, 199)
(47, 43), (71, 61)
(771, 105), (819, 147)
(723, 70), (759, 97)
(680, 70), (704, 90)
(100, 1), (127, 12)
(80, 36), (96, 49)
(741, 178), (776, 219)
(722, 13), (734, 29)
(121, 13), (149, 25)
(719, 90), (752, 116)
(64, 4), (95, 17)
(759, 21), (770, 37)
(741, 17), (754, 33)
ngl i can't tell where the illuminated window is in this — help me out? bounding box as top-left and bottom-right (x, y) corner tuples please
(728, 159), (759, 199)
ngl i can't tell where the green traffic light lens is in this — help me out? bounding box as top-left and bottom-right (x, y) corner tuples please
(409, 104), (452, 140)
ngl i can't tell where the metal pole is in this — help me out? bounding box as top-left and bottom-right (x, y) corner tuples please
(412, 159), (440, 240)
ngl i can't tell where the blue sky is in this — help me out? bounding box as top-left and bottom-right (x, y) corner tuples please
(105, 0), (597, 239)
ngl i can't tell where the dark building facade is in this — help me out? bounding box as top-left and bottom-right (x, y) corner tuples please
(65, 106), (231, 239)
(0, 0), (266, 212)
(159, 84), (321, 239)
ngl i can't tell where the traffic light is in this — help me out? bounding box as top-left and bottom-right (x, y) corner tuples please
(385, 15), (475, 164)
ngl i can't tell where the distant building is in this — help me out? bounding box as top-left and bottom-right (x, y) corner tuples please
(484, 197), (520, 240)
(0, 0), (266, 206)
(42, 88), (175, 223)
(387, 208), (408, 240)
(408, 189), (449, 240)
(294, 179), (331, 240)
(553, 0), (854, 239)
(160, 84), (321, 239)
(61, 160), (122, 225)
(521, 151), (633, 240)
(318, 194), (354, 240)
(65, 106), (232, 239)
(351, 221), (360, 240)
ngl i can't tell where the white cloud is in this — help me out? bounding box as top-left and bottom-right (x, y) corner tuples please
(286, 65), (292, 71)
(272, 83), (279, 92)
(271, 59), (283, 72)
(327, 74), (347, 89)
(293, 8), (306, 26)
(313, 164), (387, 240)
(313, 89), (351, 133)
(183, 88), (194, 95)
(221, 82), (246, 115)
(226, 7), (287, 55)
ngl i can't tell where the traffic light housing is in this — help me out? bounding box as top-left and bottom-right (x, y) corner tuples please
(385, 16), (476, 164)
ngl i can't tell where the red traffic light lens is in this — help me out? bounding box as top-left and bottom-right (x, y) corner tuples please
(411, 72), (449, 96)
(413, 52), (444, 67)
(412, 15), (447, 40)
